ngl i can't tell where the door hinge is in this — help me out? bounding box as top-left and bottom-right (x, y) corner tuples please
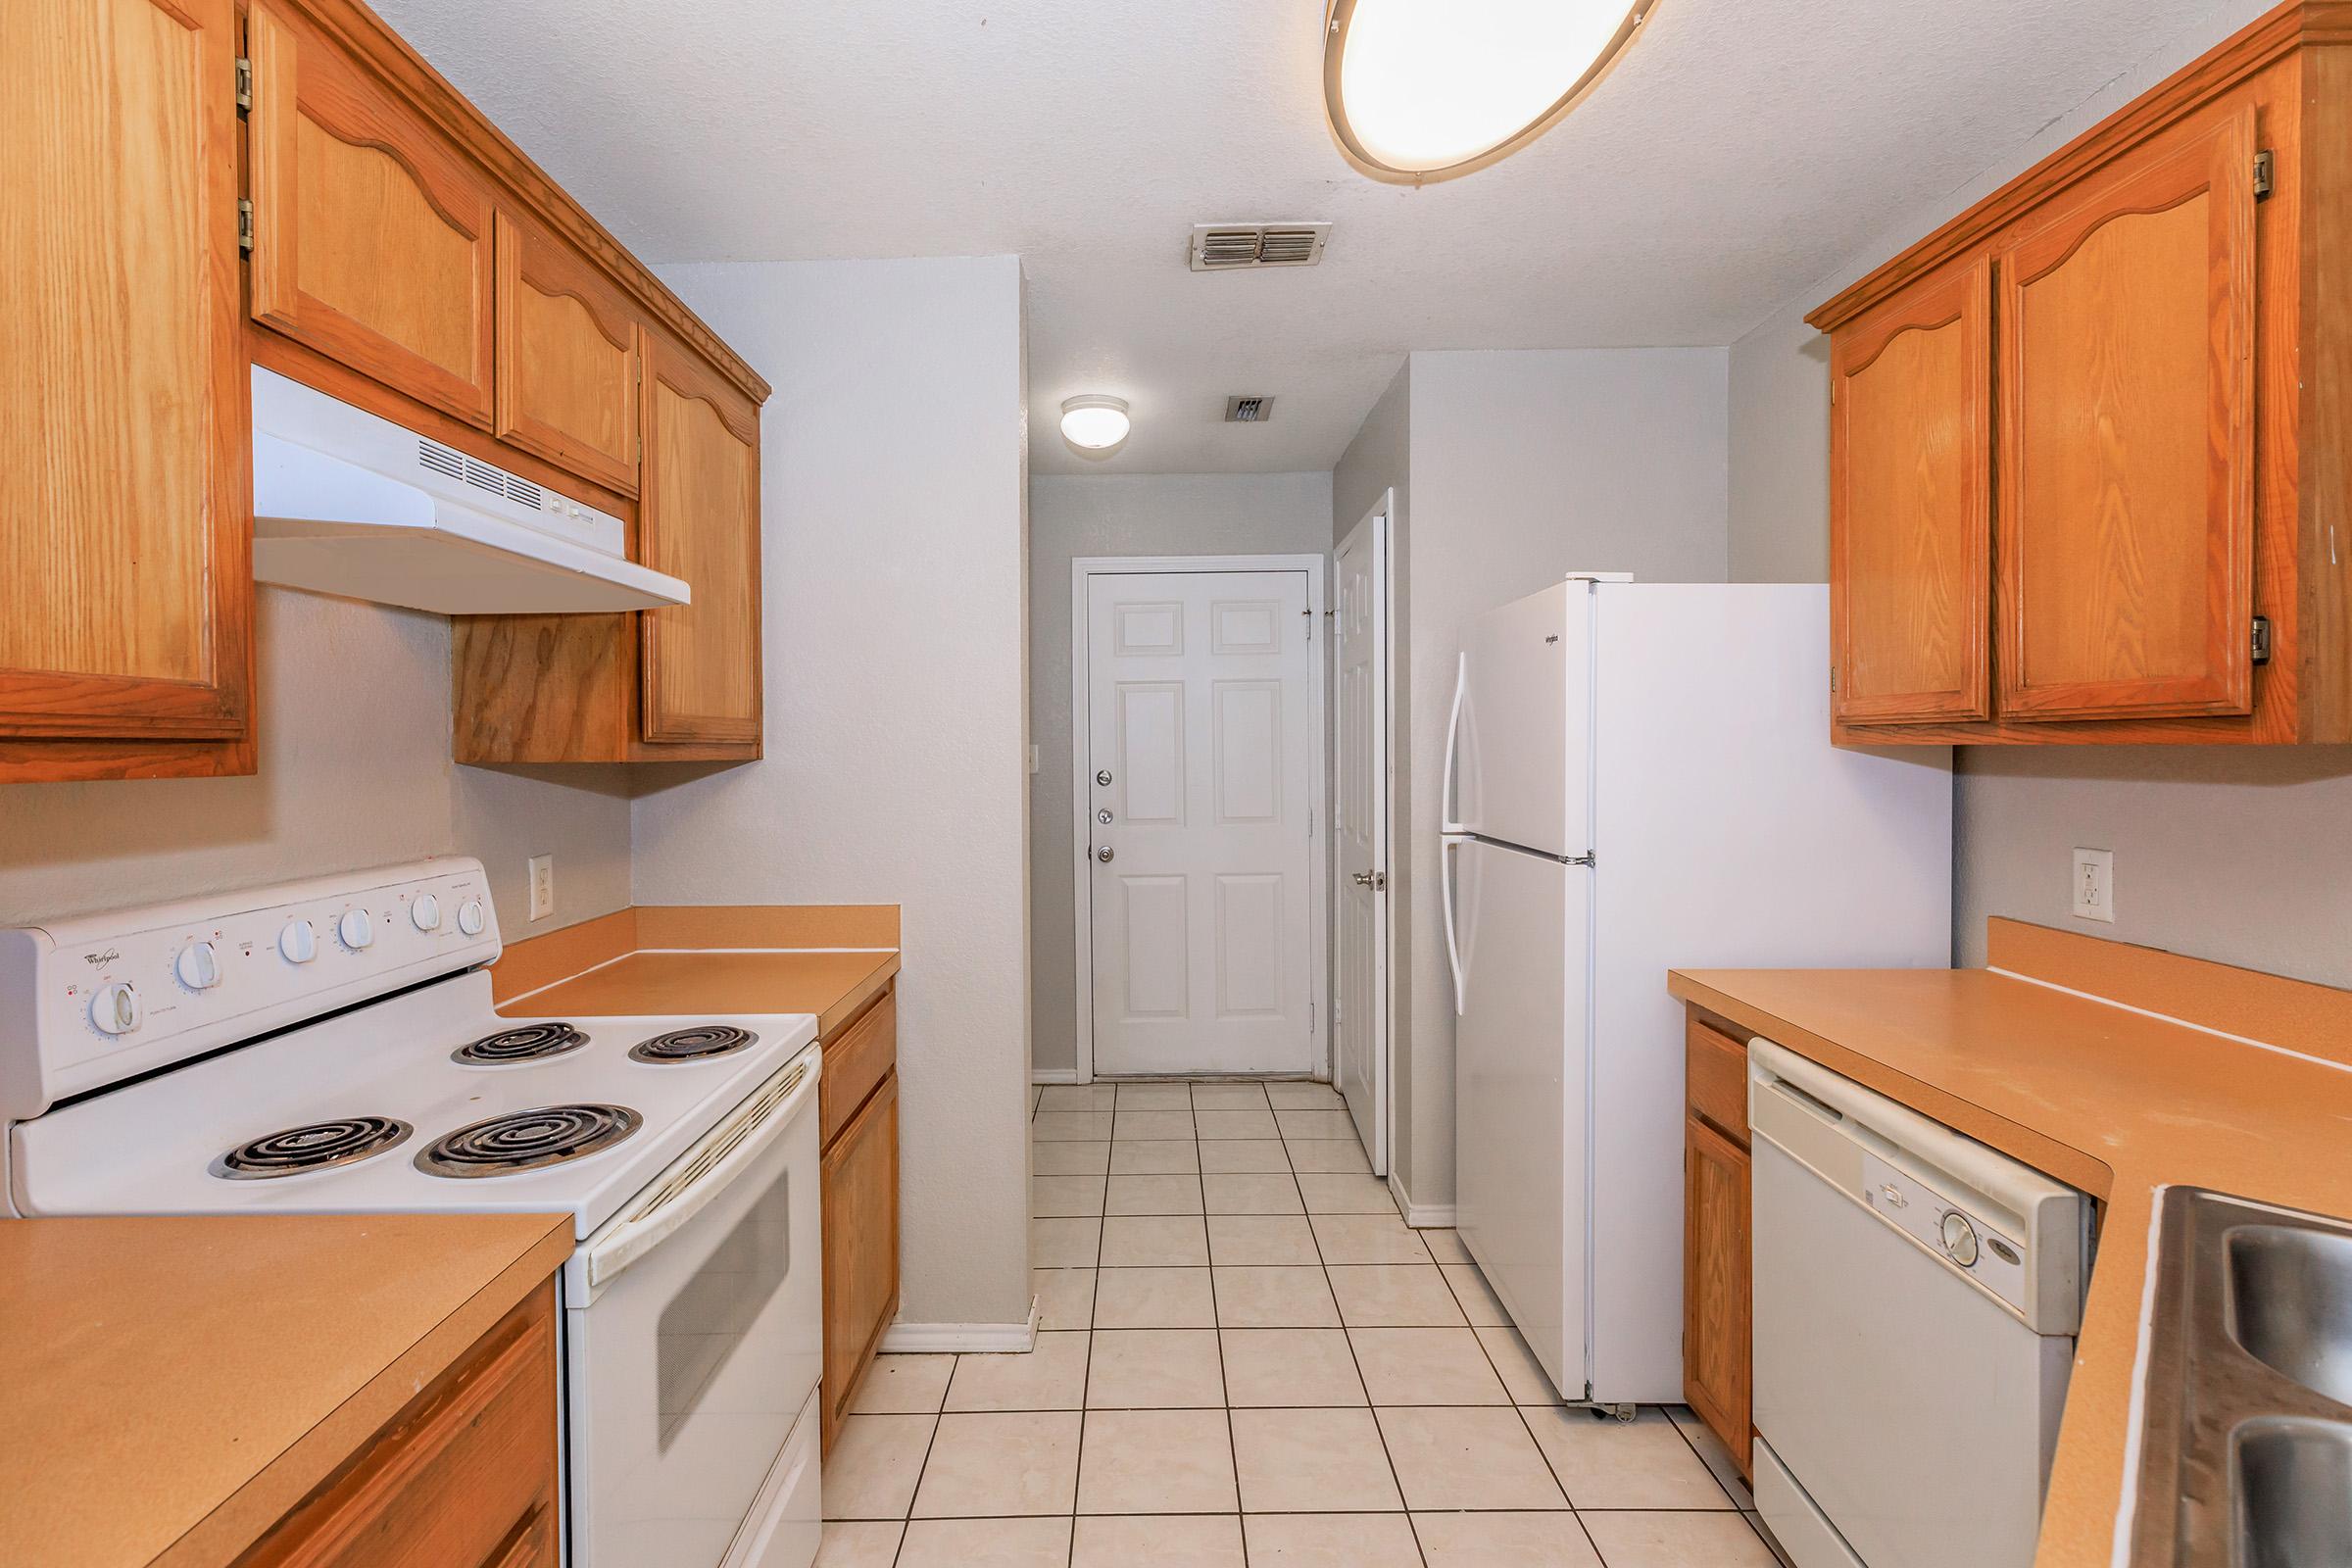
(2255, 149), (2275, 200)
(237, 198), (256, 256)
(1302, 608), (1313, 641)
(2251, 614), (2273, 664)
(235, 56), (252, 112)
(1308, 1001), (1315, 1034)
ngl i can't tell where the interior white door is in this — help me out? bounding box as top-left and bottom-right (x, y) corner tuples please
(1087, 570), (1317, 1076)
(1333, 508), (1390, 1171)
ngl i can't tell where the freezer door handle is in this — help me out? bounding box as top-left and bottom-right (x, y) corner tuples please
(1440, 652), (1468, 835)
(1442, 834), (1467, 1016)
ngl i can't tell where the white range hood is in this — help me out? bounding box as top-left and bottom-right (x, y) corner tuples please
(249, 367), (689, 614)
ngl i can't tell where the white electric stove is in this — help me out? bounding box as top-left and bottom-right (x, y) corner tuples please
(0, 858), (825, 1568)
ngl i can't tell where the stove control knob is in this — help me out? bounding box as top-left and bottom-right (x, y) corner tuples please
(457, 899), (487, 937)
(336, 908), (374, 951)
(279, 919), (318, 964)
(174, 941), (222, 991)
(1940, 1211), (1981, 1268)
(90, 981), (142, 1036)
(410, 893), (442, 932)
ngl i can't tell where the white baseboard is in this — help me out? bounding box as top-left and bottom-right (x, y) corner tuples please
(1029, 1068), (1082, 1086)
(879, 1303), (1041, 1355)
(1388, 1170), (1456, 1230)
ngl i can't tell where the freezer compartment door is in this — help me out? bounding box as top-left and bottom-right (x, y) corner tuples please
(1450, 582), (1590, 858)
(1452, 836), (1591, 1399)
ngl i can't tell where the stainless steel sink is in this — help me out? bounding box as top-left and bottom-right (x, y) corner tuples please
(2234, 1418), (2352, 1568)
(2229, 1225), (2352, 1406)
(2131, 1190), (2352, 1568)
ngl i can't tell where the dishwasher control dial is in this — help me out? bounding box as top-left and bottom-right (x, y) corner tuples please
(1939, 1211), (1981, 1267)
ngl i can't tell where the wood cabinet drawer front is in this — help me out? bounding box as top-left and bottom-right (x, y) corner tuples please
(821, 988), (897, 1147)
(241, 1287), (559, 1568)
(1686, 1016), (1749, 1144)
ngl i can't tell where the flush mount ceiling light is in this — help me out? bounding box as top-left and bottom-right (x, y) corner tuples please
(1060, 395), (1132, 451)
(1324, 0), (1654, 183)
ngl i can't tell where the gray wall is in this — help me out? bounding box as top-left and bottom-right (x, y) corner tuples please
(633, 256), (1035, 1331)
(1028, 471), (1336, 1077)
(1720, 0), (2352, 985)
(0, 587), (632, 932)
(1344, 349), (1733, 1213)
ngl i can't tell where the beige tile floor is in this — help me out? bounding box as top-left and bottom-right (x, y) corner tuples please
(820, 1078), (1778, 1568)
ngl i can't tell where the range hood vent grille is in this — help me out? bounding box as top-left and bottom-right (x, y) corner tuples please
(1190, 222), (1332, 271)
(416, 439), (546, 511)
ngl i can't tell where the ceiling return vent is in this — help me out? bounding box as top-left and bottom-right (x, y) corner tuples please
(1224, 396), (1276, 423)
(1189, 221), (1332, 271)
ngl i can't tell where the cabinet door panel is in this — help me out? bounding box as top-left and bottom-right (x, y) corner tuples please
(495, 213), (641, 497)
(822, 1072), (900, 1450)
(1683, 1114), (1751, 1476)
(1996, 106), (2257, 721)
(640, 344), (760, 746)
(1831, 260), (1992, 723)
(247, 1), (495, 425)
(0, 0), (251, 745)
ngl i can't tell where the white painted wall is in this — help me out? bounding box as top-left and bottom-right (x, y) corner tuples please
(0, 588), (632, 931)
(1339, 349), (1732, 1212)
(1028, 470), (1334, 1077)
(1716, 0), (2352, 985)
(633, 256), (1034, 1330)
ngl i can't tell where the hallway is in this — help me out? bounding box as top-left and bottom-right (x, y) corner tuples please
(816, 1078), (1773, 1566)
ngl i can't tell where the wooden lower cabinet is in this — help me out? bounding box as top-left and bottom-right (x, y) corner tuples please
(820, 986), (902, 1452)
(1682, 1012), (1753, 1478)
(237, 1284), (560, 1568)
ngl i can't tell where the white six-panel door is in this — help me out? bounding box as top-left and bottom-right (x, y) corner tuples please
(1086, 570), (1317, 1076)
(1334, 507), (1390, 1171)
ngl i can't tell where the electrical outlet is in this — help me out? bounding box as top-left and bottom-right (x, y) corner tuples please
(527, 855), (555, 922)
(2071, 848), (2114, 924)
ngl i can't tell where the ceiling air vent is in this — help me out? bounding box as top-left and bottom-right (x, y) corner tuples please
(1190, 222), (1332, 271)
(1224, 396), (1276, 423)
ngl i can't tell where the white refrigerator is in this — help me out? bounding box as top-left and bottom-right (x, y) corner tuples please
(1442, 577), (1953, 1405)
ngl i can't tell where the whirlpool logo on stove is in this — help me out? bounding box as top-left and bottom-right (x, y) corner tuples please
(82, 949), (121, 967)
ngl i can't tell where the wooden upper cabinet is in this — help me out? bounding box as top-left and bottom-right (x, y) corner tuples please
(245, 0), (496, 426)
(639, 342), (761, 746)
(494, 213), (642, 497)
(0, 0), (254, 779)
(1995, 105), (2259, 722)
(1830, 260), (1993, 724)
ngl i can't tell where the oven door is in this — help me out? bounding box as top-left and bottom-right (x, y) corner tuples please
(565, 1052), (824, 1568)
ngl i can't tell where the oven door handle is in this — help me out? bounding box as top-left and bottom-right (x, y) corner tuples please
(582, 1053), (820, 1291)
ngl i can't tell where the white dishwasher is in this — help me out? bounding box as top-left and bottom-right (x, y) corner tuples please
(1747, 1039), (2090, 1568)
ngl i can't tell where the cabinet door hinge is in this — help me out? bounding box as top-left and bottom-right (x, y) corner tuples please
(2255, 149), (2275, 200)
(1829, 662), (1838, 693)
(2251, 614), (2273, 664)
(237, 198), (256, 256)
(235, 56), (252, 112)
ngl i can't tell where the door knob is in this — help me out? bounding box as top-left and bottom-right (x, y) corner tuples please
(1096, 846), (1115, 863)
(1352, 870), (1388, 890)
(1096, 769), (1113, 787)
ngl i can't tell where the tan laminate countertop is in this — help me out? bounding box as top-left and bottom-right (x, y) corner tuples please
(0, 1212), (573, 1568)
(1669, 928), (2352, 1568)
(489, 905), (900, 1037)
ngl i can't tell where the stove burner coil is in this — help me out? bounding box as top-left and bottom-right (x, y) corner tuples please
(451, 1022), (590, 1065)
(414, 1103), (642, 1178)
(627, 1025), (760, 1063)
(213, 1116), (413, 1180)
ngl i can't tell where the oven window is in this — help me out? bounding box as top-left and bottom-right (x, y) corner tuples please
(658, 1170), (793, 1449)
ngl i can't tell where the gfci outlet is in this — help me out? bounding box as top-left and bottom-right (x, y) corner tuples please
(2072, 848), (2115, 924)
(527, 855), (555, 922)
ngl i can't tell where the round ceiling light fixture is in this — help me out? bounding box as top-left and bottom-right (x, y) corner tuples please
(1060, 395), (1132, 451)
(1324, 0), (1654, 183)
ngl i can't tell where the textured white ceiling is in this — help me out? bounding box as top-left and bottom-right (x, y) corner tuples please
(375, 0), (2223, 474)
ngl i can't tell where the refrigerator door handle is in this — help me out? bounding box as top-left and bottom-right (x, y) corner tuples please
(1442, 834), (1467, 1017)
(1441, 652), (1468, 835)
